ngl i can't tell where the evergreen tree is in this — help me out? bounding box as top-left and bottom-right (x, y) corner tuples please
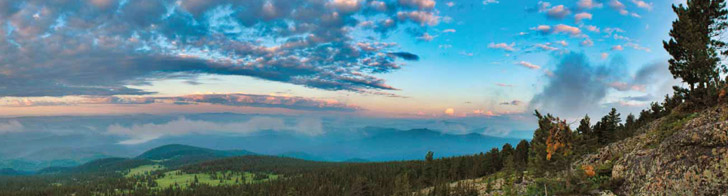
(425, 151), (434, 162)
(664, 0), (728, 106)
(575, 114), (597, 154)
(595, 108), (621, 145)
(500, 144), (514, 172)
(514, 140), (530, 171)
(622, 113), (636, 138)
(576, 115), (592, 136)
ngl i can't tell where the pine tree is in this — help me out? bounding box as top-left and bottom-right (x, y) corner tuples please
(575, 114), (597, 154)
(623, 113), (636, 138)
(514, 140), (530, 171)
(664, 0), (728, 106)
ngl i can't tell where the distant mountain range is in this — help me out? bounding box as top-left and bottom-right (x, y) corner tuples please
(0, 127), (522, 172)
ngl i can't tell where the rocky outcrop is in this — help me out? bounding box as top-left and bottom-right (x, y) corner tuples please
(575, 105), (728, 195)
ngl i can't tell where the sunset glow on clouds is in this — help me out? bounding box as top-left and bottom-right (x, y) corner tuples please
(0, 0), (681, 132)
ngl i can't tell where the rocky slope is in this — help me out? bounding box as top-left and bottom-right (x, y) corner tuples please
(432, 104), (728, 195)
(575, 105), (728, 195)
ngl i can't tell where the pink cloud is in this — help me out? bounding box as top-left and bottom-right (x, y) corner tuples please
(581, 39), (594, 47)
(585, 25), (600, 33)
(397, 11), (440, 26)
(417, 32), (435, 41)
(495, 83), (514, 87)
(488, 42), (516, 51)
(577, 0), (603, 9)
(631, 0), (652, 11)
(516, 61), (541, 70)
(612, 45), (624, 51)
(398, 0), (436, 10)
(625, 42), (651, 52)
(553, 24), (582, 36)
(331, 0), (363, 13)
(546, 5), (571, 19)
(574, 12), (592, 23)
(531, 25), (552, 33)
(535, 43), (558, 51)
(555, 40), (568, 46)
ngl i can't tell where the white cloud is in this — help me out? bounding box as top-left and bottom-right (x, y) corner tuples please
(417, 32), (435, 41)
(626, 42), (651, 52)
(632, 0), (653, 11)
(604, 27), (625, 34)
(488, 42), (516, 51)
(397, 11), (441, 26)
(483, 0), (499, 5)
(107, 117), (324, 144)
(609, 0), (630, 15)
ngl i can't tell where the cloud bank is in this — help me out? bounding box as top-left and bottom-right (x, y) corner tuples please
(528, 53), (626, 118)
(0, 0), (438, 97)
(0, 93), (361, 111)
(107, 117), (324, 144)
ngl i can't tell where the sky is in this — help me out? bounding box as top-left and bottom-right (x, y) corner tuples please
(0, 0), (686, 140)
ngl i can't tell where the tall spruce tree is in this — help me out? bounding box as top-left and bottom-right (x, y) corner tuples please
(664, 0), (728, 105)
(575, 114), (596, 153)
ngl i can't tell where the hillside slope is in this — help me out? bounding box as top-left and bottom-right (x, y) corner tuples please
(436, 105), (728, 195)
(573, 105), (728, 195)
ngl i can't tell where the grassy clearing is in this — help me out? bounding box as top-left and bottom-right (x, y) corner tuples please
(125, 164), (165, 177)
(155, 170), (279, 189)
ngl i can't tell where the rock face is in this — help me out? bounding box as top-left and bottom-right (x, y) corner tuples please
(575, 105), (728, 195)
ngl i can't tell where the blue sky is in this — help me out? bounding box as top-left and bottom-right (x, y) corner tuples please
(0, 0), (686, 139)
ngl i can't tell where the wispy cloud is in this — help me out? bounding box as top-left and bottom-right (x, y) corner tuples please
(516, 61), (541, 70)
(483, 0), (499, 5)
(500, 100), (523, 105)
(495, 83), (514, 87)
